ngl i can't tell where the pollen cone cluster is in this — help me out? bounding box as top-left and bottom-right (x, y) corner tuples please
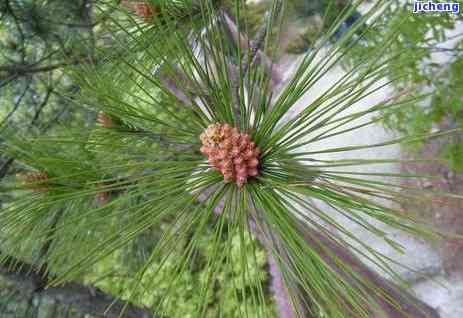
(121, 1), (158, 22)
(16, 171), (49, 193)
(96, 111), (114, 128)
(95, 183), (111, 205)
(95, 191), (110, 205)
(200, 123), (260, 187)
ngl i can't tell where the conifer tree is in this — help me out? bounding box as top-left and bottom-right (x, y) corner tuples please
(1, 1), (462, 317)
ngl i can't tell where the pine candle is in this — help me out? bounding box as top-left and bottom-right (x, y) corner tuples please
(200, 123), (260, 187)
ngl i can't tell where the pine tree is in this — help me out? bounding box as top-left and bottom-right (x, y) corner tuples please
(0, 0), (99, 128)
(1, 1), (461, 317)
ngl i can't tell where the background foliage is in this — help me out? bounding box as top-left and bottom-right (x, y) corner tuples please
(282, 0), (463, 171)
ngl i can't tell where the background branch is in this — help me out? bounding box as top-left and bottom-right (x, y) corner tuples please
(0, 253), (161, 318)
(293, 220), (441, 318)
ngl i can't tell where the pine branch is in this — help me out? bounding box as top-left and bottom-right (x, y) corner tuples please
(222, 11), (282, 87)
(0, 63), (73, 75)
(266, 252), (300, 318)
(229, 63), (242, 128)
(197, 187), (305, 317)
(37, 209), (65, 269)
(4, 0), (26, 63)
(247, 189), (441, 318)
(0, 78), (31, 128)
(251, 208), (310, 318)
(224, 2), (282, 128)
(226, 9), (267, 128)
(28, 86), (54, 129)
(293, 220), (441, 318)
(0, 157), (15, 180)
(0, 57), (97, 76)
(249, 207), (441, 317)
(241, 7), (275, 76)
(159, 73), (192, 106)
(0, 252), (162, 318)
